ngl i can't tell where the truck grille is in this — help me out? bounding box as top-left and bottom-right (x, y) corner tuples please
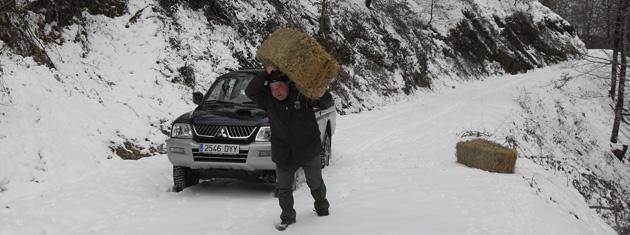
(193, 125), (256, 139)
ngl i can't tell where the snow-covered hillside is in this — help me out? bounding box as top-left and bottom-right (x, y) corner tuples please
(1, 0), (584, 112)
(0, 51), (624, 234)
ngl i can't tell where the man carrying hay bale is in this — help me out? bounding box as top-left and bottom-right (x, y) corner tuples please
(248, 27), (339, 230)
(246, 65), (334, 231)
(255, 28), (340, 100)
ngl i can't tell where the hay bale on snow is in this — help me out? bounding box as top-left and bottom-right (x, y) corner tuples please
(256, 28), (340, 99)
(456, 139), (517, 173)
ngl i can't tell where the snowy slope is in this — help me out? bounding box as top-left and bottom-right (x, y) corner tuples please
(0, 3), (193, 195)
(0, 54), (618, 234)
(505, 50), (630, 230)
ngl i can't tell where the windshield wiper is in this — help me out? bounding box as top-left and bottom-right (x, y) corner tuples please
(204, 100), (237, 105)
(204, 100), (255, 106)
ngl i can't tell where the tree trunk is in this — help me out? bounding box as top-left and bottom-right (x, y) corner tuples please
(611, 41), (620, 99)
(611, 3), (628, 143)
(317, 0), (331, 38)
(428, 0), (435, 26)
(606, 0), (614, 44)
(610, 0), (624, 99)
(584, 0), (594, 45)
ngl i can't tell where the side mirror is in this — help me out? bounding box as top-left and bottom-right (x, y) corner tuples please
(193, 92), (204, 105)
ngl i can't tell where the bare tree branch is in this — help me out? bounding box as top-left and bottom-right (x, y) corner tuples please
(572, 63), (610, 79)
(583, 54), (619, 64)
(0, 0), (15, 14)
(582, 53), (630, 67)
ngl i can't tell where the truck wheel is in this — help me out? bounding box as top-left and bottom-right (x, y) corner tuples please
(173, 166), (194, 192)
(185, 169), (200, 187)
(320, 131), (331, 168)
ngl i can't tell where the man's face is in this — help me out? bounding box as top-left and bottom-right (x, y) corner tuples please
(270, 81), (289, 101)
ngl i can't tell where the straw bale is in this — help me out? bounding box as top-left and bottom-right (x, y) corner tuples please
(456, 139), (517, 173)
(256, 28), (340, 99)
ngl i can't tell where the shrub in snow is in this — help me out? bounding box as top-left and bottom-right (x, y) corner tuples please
(256, 28), (339, 99)
(110, 141), (166, 160)
(456, 139), (517, 173)
(173, 65), (196, 89)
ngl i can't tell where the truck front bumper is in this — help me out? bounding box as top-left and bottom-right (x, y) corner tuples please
(166, 138), (275, 171)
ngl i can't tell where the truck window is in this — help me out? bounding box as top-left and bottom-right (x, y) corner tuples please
(206, 75), (254, 104)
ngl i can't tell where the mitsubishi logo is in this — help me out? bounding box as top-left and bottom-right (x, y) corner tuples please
(218, 127), (228, 138)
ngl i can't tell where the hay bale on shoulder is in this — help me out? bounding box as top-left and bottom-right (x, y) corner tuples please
(456, 139), (517, 173)
(256, 28), (340, 99)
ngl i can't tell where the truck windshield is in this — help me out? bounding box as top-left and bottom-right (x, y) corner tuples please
(205, 75), (255, 105)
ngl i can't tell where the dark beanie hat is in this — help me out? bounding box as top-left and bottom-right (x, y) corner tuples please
(268, 70), (290, 83)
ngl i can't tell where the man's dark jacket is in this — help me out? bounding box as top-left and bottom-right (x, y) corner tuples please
(245, 72), (333, 167)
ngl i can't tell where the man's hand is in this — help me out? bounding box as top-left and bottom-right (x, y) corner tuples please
(245, 71), (271, 109)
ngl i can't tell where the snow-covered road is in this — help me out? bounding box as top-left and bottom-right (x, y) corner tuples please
(0, 62), (615, 234)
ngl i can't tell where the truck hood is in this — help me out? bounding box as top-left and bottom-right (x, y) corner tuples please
(186, 104), (269, 126)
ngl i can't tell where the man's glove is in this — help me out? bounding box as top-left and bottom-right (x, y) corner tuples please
(307, 91), (333, 110)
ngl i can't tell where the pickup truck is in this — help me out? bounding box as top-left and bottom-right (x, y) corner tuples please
(166, 69), (336, 192)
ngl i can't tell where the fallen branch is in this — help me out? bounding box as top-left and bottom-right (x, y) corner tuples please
(590, 193), (622, 231)
(589, 205), (615, 210)
(128, 6), (148, 24)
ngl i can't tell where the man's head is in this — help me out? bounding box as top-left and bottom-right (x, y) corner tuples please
(268, 70), (290, 101)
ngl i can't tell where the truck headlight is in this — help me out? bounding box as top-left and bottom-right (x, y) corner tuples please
(255, 126), (271, 141)
(171, 123), (192, 138)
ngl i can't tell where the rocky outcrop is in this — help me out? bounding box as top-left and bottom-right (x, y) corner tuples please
(448, 10), (579, 75)
(0, 0), (127, 68)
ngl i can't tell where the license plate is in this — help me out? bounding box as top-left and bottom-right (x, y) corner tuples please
(199, 144), (240, 155)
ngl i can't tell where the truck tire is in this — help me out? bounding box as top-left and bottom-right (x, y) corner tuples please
(185, 169), (200, 187)
(320, 131), (331, 168)
(173, 166), (197, 192)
